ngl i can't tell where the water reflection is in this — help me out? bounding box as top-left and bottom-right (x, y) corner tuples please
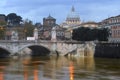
(67, 57), (95, 71)
(0, 58), (10, 80)
(0, 56), (95, 80)
(0, 56), (120, 80)
(24, 70), (28, 80)
(69, 62), (74, 80)
(33, 68), (38, 80)
(94, 58), (120, 79)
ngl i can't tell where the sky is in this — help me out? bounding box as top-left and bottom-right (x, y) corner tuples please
(0, 0), (120, 24)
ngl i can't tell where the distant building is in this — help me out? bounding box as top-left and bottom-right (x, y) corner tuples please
(41, 25), (66, 40)
(100, 15), (120, 26)
(61, 6), (81, 28)
(43, 14), (56, 27)
(64, 30), (72, 40)
(100, 15), (120, 42)
(0, 14), (6, 22)
(0, 14), (6, 28)
(56, 26), (66, 40)
(5, 27), (25, 40)
(39, 15), (56, 40)
(35, 23), (42, 28)
(51, 26), (66, 41)
(81, 21), (99, 28)
(38, 15), (65, 40)
(60, 6), (81, 40)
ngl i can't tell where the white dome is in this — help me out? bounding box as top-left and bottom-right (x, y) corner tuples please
(66, 6), (80, 19)
(67, 12), (80, 19)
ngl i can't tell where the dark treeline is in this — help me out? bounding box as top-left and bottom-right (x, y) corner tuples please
(72, 27), (110, 41)
(0, 13), (36, 38)
(1, 13), (23, 26)
(0, 13), (22, 27)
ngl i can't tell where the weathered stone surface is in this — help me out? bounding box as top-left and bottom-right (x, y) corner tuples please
(0, 40), (95, 57)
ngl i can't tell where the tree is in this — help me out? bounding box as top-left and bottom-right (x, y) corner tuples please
(97, 28), (110, 41)
(0, 27), (5, 40)
(0, 21), (6, 26)
(14, 16), (22, 24)
(6, 13), (22, 26)
(23, 19), (35, 37)
(72, 27), (110, 41)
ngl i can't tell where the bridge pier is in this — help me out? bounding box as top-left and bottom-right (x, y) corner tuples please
(76, 48), (85, 57)
(55, 42), (95, 57)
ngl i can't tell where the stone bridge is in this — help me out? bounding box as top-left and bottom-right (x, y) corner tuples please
(0, 40), (96, 57)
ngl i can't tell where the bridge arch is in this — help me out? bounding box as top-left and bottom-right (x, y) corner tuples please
(19, 44), (50, 56)
(0, 46), (11, 58)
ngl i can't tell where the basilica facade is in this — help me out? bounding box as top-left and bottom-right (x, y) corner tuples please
(61, 6), (81, 29)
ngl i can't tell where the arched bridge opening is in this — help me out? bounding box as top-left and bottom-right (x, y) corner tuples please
(28, 45), (50, 56)
(0, 47), (11, 58)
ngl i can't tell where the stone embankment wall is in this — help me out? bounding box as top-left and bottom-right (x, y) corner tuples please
(56, 42), (95, 57)
(95, 42), (120, 58)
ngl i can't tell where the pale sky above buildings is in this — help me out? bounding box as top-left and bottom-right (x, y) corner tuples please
(0, 0), (120, 24)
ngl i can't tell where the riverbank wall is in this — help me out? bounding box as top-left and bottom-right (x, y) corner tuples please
(94, 42), (120, 58)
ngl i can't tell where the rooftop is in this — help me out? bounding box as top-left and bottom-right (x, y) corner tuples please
(46, 14), (55, 20)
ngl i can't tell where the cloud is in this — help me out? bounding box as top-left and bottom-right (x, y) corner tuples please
(4, 0), (73, 8)
(0, 0), (120, 24)
(77, 0), (120, 22)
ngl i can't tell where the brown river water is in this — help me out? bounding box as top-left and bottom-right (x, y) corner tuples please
(0, 56), (120, 80)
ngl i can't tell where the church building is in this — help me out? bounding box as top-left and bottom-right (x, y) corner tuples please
(61, 6), (81, 28)
(43, 14), (56, 28)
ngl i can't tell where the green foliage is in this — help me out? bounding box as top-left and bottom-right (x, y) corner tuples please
(0, 21), (6, 26)
(72, 27), (110, 41)
(23, 19), (35, 37)
(0, 27), (5, 40)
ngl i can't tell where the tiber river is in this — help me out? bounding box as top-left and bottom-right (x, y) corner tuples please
(0, 56), (120, 80)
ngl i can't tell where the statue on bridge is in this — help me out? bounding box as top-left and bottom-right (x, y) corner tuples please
(51, 27), (56, 41)
(34, 28), (38, 40)
(11, 31), (18, 41)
